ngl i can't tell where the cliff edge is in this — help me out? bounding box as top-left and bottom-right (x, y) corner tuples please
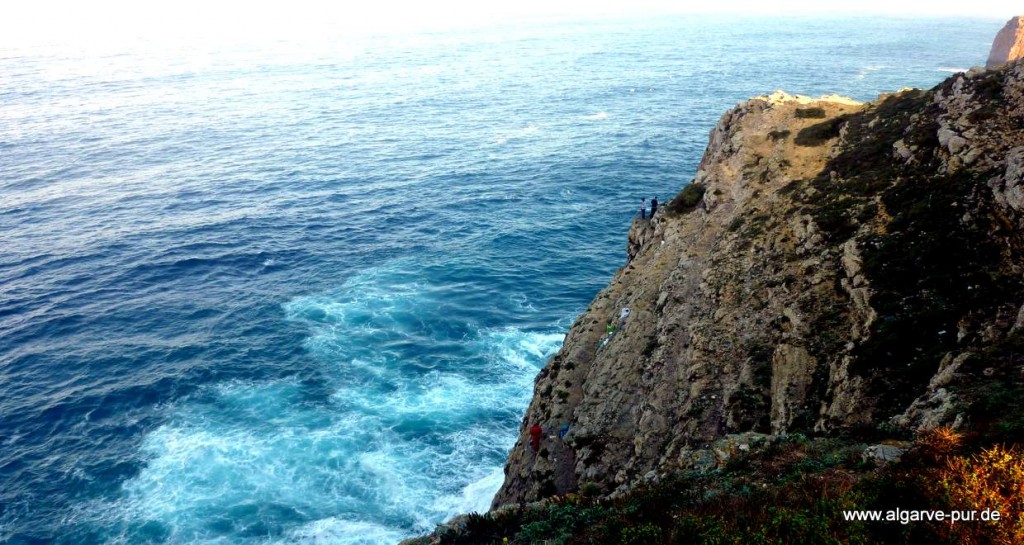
(492, 62), (1024, 508)
(987, 16), (1024, 69)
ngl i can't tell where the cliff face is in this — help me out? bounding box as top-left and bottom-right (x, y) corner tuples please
(987, 16), (1024, 69)
(493, 62), (1024, 508)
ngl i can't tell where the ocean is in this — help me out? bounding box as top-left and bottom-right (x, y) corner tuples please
(0, 13), (1001, 544)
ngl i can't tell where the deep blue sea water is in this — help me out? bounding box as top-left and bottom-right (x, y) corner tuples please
(0, 13), (1003, 544)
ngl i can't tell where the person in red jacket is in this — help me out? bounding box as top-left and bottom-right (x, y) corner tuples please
(529, 424), (543, 451)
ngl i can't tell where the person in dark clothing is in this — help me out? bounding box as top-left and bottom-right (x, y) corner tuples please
(530, 424), (543, 451)
(651, 196), (658, 217)
(639, 198), (646, 219)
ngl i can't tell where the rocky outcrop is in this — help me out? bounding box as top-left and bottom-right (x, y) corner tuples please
(987, 16), (1024, 69)
(492, 63), (1024, 508)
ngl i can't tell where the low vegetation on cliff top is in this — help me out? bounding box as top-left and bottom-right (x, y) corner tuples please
(416, 427), (1023, 545)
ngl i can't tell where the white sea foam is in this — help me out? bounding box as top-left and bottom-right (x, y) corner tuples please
(937, 67), (968, 73)
(583, 111), (608, 120)
(431, 466), (507, 520)
(492, 124), (540, 145)
(855, 65), (884, 80)
(278, 518), (408, 545)
(111, 264), (563, 543)
(484, 328), (564, 371)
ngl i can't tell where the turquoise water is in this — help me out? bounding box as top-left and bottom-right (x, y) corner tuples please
(0, 14), (1001, 544)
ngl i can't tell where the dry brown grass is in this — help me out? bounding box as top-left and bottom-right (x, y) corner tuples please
(934, 444), (1024, 545)
(916, 427), (964, 460)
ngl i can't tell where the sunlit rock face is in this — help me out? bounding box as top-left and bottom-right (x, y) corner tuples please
(987, 16), (1024, 69)
(493, 63), (1024, 508)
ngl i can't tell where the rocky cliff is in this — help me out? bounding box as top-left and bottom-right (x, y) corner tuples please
(987, 16), (1024, 69)
(492, 62), (1024, 508)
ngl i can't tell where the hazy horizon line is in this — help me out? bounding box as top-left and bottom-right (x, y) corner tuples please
(0, 3), (1012, 52)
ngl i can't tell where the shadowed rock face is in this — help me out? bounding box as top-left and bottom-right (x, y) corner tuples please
(492, 63), (1024, 508)
(987, 16), (1024, 69)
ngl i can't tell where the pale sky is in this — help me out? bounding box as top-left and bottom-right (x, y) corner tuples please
(0, 0), (1018, 50)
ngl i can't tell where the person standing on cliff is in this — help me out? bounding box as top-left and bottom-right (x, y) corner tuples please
(651, 196), (658, 217)
(639, 198), (646, 220)
(529, 424), (543, 451)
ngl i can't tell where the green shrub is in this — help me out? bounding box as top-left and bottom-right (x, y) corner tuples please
(665, 183), (706, 216)
(515, 504), (612, 545)
(794, 116), (846, 147)
(581, 482), (602, 498)
(618, 523), (662, 545)
(795, 107), (827, 119)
